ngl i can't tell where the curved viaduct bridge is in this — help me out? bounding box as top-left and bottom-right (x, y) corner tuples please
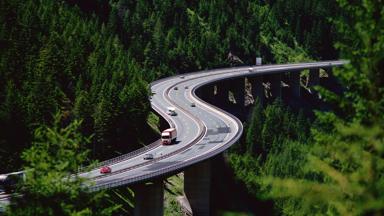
(0, 61), (347, 215)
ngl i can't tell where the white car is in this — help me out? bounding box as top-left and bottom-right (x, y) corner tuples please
(166, 107), (177, 116)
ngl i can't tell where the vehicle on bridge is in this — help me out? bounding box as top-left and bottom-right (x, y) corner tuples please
(143, 153), (154, 160)
(0, 171), (25, 192)
(161, 128), (177, 145)
(100, 166), (112, 174)
(166, 107), (177, 116)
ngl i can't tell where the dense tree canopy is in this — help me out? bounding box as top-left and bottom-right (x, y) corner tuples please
(0, 0), (151, 172)
(229, 1), (384, 215)
(6, 114), (120, 216)
(0, 0), (336, 173)
(2, 0), (379, 215)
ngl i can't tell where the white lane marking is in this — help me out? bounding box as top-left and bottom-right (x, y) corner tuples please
(92, 61), (346, 182)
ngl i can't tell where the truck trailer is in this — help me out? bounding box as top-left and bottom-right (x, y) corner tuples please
(161, 128), (177, 145)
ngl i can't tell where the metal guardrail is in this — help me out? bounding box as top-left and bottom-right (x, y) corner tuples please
(78, 139), (161, 173)
(1, 61), (349, 194)
(78, 89), (180, 173)
(88, 60), (349, 191)
(89, 122), (241, 191)
(86, 73), (208, 181)
(89, 72), (244, 191)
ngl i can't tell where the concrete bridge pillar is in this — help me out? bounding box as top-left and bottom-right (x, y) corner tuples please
(289, 71), (301, 98)
(309, 68), (320, 88)
(184, 159), (211, 216)
(201, 85), (215, 103)
(133, 180), (164, 216)
(215, 80), (230, 106)
(324, 67), (333, 76)
(232, 78), (245, 107)
(195, 88), (203, 101)
(269, 73), (282, 98)
(249, 75), (264, 105)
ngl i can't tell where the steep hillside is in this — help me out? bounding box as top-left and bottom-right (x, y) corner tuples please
(0, 0), (337, 172)
(0, 0), (151, 172)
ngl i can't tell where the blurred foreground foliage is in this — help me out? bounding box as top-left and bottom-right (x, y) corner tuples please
(229, 0), (384, 215)
(6, 113), (120, 216)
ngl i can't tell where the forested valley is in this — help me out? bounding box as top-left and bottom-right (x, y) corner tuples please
(0, 0), (383, 215)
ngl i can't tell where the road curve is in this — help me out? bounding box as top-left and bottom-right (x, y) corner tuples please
(84, 60), (347, 190)
(0, 61), (347, 194)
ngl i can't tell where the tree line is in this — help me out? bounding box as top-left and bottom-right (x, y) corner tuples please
(0, 0), (362, 215)
(229, 0), (384, 215)
(0, 0), (337, 173)
(0, 0), (151, 173)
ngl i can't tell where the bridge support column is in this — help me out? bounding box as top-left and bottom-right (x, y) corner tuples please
(216, 80), (230, 106)
(207, 85), (216, 103)
(269, 73), (282, 98)
(232, 78), (245, 107)
(290, 71), (301, 98)
(249, 75), (264, 105)
(200, 85), (215, 103)
(133, 180), (164, 216)
(325, 67), (333, 76)
(309, 68), (320, 88)
(184, 160), (211, 216)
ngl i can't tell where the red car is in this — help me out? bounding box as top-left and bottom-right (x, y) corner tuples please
(100, 166), (112, 174)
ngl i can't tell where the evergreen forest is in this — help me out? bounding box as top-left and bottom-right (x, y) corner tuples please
(0, 0), (383, 215)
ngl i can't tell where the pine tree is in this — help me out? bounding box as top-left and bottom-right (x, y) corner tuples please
(256, 1), (384, 215)
(6, 113), (120, 216)
(245, 98), (264, 155)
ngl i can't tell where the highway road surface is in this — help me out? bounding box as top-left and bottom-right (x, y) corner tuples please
(84, 60), (347, 190)
(0, 60), (347, 194)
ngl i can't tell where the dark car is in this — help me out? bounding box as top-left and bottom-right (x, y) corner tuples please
(0, 172), (25, 193)
(143, 153), (154, 160)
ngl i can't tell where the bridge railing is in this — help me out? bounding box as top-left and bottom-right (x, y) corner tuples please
(78, 139), (161, 173)
(88, 60), (349, 191)
(89, 74), (244, 191)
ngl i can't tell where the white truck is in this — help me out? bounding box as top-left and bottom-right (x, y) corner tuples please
(166, 107), (177, 116)
(161, 128), (177, 145)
